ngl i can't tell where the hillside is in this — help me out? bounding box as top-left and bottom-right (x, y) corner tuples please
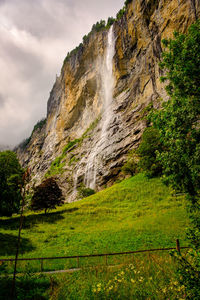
(0, 174), (188, 264)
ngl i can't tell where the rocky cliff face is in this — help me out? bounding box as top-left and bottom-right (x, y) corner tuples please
(17, 0), (200, 201)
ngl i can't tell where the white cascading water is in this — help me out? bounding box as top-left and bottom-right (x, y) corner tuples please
(84, 25), (115, 189)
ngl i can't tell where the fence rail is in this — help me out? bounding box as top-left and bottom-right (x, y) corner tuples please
(0, 243), (190, 263)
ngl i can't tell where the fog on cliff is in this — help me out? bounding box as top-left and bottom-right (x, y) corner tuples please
(0, 0), (124, 147)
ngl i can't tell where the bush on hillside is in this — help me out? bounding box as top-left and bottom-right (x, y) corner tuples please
(78, 185), (95, 199)
(137, 127), (163, 177)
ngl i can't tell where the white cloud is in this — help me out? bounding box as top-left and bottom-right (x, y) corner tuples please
(0, 0), (124, 146)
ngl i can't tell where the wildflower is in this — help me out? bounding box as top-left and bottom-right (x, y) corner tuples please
(109, 286), (113, 290)
(174, 281), (178, 286)
(97, 283), (101, 287)
(162, 287), (167, 294)
(149, 277), (153, 281)
(97, 287), (101, 292)
(139, 277), (144, 282)
(131, 279), (135, 284)
(121, 271), (125, 275)
(93, 288), (96, 293)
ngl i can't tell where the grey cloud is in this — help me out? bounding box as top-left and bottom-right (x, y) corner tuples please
(0, 0), (124, 146)
(0, 93), (5, 107)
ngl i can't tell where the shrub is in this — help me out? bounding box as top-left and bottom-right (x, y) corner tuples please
(137, 127), (163, 177)
(78, 186), (95, 199)
(122, 150), (138, 176)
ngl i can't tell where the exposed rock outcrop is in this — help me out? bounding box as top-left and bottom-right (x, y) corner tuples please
(16, 0), (200, 201)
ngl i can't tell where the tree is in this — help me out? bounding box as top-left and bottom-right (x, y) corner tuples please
(151, 20), (200, 198)
(31, 177), (64, 214)
(150, 20), (200, 298)
(0, 151), (23, 216)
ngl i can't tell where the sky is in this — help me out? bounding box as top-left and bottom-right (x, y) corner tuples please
(0, 0), (124, 147)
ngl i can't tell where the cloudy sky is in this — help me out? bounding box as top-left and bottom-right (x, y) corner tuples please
(0, 0), (124, 147)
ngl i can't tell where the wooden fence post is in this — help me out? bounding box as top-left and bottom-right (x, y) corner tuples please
(77, 257), (80, 268)
(105, 255), (108, 266)
(41, 259), (44, 272)
(176, 239), (181, 254)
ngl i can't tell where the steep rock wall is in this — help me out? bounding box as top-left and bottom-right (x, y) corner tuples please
(17, 0), (200, 200)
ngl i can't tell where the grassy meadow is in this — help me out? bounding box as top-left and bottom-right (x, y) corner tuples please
(0, 173), (190, 299)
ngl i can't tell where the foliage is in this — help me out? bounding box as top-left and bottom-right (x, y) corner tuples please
(122, 127), (162, 177)
(31, 178), (64, 214)
(91, 20), (106, 32)
(116, 7), (126, 20)
(18, 118), (46, 150)
(151, 21), (200, 197)
(124, 0), (132, 7)
(50, 254), (187, 300)
(32, 118), (46, 133)
(106, 17), (115, 28)
(77, 185), (95, 199)
(137, 127), (163, 177)
(150, 20), (200, 299)
(0, 151), (23, 216)
(0, 273), (50, 300)
(122, 150), (138, 176)
(62, 139), (80, 155)
(172, 249), (200, 300)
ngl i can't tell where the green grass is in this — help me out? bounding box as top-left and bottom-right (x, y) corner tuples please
(0, 174), (189, 272)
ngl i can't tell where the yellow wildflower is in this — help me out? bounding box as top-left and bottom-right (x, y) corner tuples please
(131, 279), (135, 284)
(162, 288), (167, 294)
(139, 277), (143, 282)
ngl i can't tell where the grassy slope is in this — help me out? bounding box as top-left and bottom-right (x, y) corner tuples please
(0, 174), (189, 261)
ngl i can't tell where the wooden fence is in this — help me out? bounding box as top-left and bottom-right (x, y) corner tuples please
(0, 239), (189, 273)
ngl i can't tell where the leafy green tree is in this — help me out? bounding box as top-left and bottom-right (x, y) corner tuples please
(0, 151), (23, 216)
(151, 20), (200, 198)
(150, 20), (200, 298)
(31, 177), (64, 214)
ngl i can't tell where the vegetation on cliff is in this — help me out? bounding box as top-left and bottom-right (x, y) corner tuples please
(18, 118), (46, 150)
(63, 0), (130, 64)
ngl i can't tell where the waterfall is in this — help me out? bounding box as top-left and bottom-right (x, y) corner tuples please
(84, 25), (115, 189)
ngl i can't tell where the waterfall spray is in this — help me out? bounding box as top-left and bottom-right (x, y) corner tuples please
(84, 25), (115, 189)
